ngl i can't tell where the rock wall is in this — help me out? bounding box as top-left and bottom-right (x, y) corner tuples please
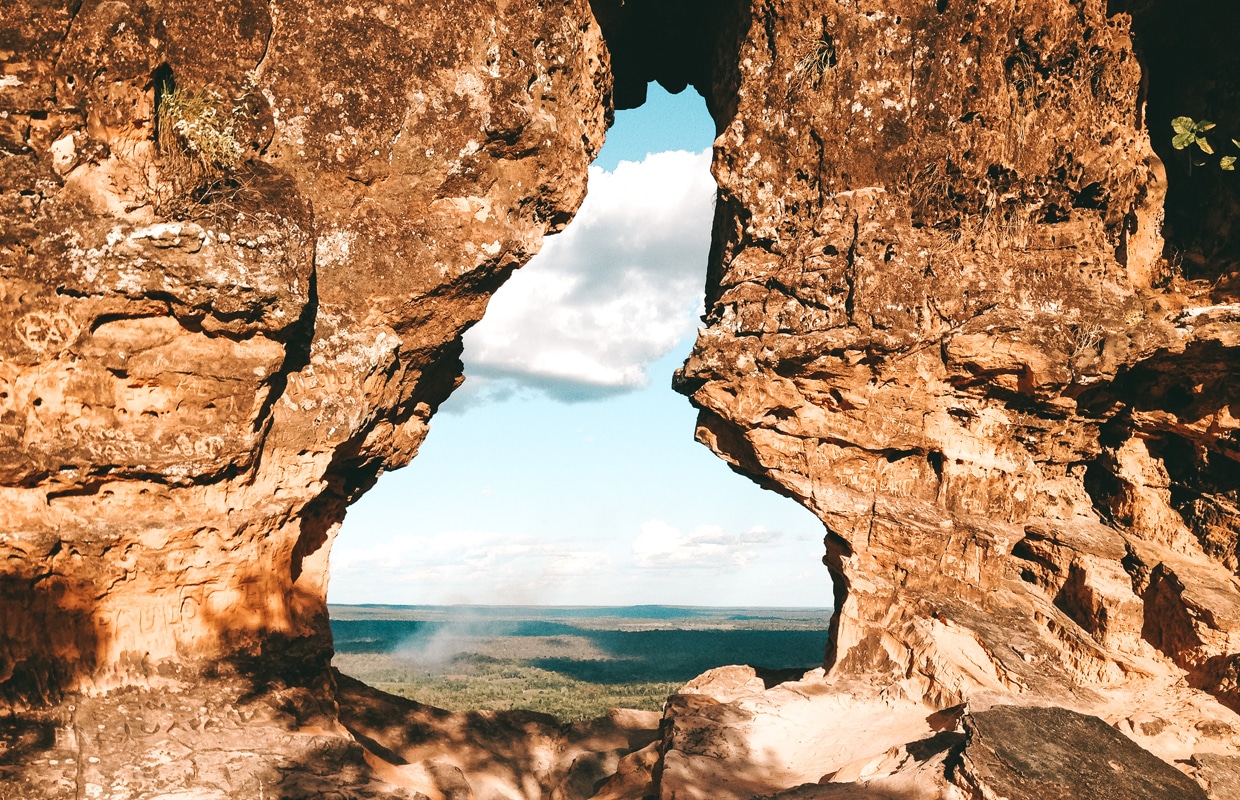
(3, 0), (1240, 796)
(673, 0), (1240, 776)
(1, 0), (610, 704)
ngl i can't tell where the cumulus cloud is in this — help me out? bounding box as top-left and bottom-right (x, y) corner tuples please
(459, 149), (716, 404)
(632, 519), (782, 569)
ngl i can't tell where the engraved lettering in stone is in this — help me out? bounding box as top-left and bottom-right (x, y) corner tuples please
(15, 311), (79, 355)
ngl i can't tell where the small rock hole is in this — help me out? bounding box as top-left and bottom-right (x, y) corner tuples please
(1042, 203), (1071, 223)
(1083, 461), (1122, 522)
(1073, 182), (1107, 210)
(1161, 384), (1194, 412)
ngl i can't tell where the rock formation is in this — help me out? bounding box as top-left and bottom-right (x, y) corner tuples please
(2, 0), (609, 702)
(2, 0), (1239, 797)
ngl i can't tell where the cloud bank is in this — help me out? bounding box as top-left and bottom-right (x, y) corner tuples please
(330, 529), (615, 606)
(632, 520), (782, 569)
(330, 518), (791, 605)
(459, 149), (716, 403)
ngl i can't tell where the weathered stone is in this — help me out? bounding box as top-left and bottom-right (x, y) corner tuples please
(1, 0), (610, 707)
(674, 0), (1240, 772)
(0, 675), (421, 799)
(955, 706), (1209, 800)
(3, 0), (1240, 796)
(1189, 753), (1240, 800)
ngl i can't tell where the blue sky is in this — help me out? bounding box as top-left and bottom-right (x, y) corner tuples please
(328, 86), (832, 608)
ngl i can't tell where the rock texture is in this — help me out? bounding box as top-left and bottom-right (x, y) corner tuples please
(645, 667), (1215, 800)
(3, 0), (1240, 797)
(673, 0), (1240, 785)
(0, 673), (403, 799)
(2, 0), (609, 704)
(955, 705), (1208, 800)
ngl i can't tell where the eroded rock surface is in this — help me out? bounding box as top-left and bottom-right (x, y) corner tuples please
(673, 0), (1240, 788)
(3, 0), (1240, 797)
(4, 0), (611, 792)
(2, 0), (609, 701)
(648, 667), (1228, 799)
(0, 675), (413, 799)
(955, 705), (1208, 800)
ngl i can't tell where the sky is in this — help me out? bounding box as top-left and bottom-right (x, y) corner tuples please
(327, 85), (833, 608)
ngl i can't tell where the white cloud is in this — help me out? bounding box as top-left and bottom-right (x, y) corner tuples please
(330, 530), (613, 604)
(542, 550), (614, 577)
(459, 149), (716, 404)
(632, 519), (782, 569)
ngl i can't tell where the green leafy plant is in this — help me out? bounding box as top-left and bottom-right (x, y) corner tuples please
(1172, 116), (1217, 153)
(1171, 116), (1240, 170)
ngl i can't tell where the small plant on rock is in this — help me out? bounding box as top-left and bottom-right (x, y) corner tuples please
(150, 75), (259, 221)
(1171, 116), (1239, 170)
(156, 79), (244, 188)
(788, 30), (838, 98)
(795, 35), (837, 82)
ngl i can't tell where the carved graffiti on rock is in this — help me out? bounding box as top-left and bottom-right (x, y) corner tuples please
(15, 311), (80, 355)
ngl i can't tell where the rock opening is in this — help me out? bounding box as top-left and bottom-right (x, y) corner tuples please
(3, 0), (1240, 796)
(325, 81), (835, 718)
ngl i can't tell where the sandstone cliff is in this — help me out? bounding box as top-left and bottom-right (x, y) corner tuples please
(678, 0), (1240, 726)
(2, 0), (1239, 797)
(2, 0), (610, 702)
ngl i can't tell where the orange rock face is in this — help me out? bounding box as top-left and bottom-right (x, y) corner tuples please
(2, 0), (1240, 797)
(680, 0), (1240, 710)
(669, 0), (1240, 791)
(1, 0), (610, 702)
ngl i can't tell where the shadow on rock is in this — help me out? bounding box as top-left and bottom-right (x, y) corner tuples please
(335, 671), (663, 800)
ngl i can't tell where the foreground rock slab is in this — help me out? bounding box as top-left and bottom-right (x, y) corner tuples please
(653, 666), (1238, 800)
(0, 676), (412, 799)
(957, 706), (1208, 800)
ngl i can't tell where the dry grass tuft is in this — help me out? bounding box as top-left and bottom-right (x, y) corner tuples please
(787, 32), (838, 99)
(157, 83), (242, 181)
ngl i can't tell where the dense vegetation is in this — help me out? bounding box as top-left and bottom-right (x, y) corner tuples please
(330, 606), (831, 721)
(335, 651), (681, 719)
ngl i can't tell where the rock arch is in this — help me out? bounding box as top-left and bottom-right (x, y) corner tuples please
(2, 0), (1238, 796)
